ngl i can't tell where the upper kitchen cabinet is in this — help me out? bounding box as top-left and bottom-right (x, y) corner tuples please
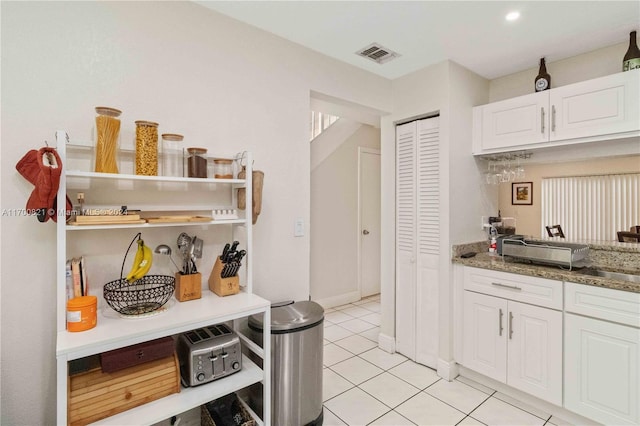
(473, 69), (640, 155)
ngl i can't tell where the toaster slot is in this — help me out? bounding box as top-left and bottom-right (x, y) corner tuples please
(207, 324), (232, 337)
(185, 331), (200, 344)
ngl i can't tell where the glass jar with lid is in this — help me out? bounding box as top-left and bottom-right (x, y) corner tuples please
(187, 147), (208, 178)
(161, 133), (184, 177)
(135, 120), (159, 176)
(94, 106), (121, 174)
(213, 158), (233, 179)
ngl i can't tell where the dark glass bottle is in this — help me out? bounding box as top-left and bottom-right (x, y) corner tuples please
(623, 31), (640, 72)
(534, 58), (551, 92)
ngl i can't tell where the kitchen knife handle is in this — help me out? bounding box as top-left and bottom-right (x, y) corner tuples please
(221, 243), (230, 261)
(499, 308), (504, 336)
(509, 311), (514, 340)
(230, 240), (239, 253)
(491, 282), (522, 291)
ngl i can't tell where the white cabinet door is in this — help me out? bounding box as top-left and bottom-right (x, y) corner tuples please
(565, 313), (640, 426)
(463, 291), (507, 382)
(507, 301), (562, 405)
(474, 91), (549, 153)
(551, 70), (640, 141)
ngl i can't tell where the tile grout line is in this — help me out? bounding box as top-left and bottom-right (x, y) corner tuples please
(455, 414), (488, 426)
(323, 405), (350, 426)
(365, 409), (418, 426)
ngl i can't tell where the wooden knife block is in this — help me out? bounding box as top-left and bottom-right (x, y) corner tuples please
(208, 257), (239, 297)
(175, 272), (202, 302)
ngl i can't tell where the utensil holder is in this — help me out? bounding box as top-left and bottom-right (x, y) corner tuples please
(208, 257), (239, 297)
(175, 272), (202, 302)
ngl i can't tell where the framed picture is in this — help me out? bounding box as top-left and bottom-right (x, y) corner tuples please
(512, 182), (533, 205)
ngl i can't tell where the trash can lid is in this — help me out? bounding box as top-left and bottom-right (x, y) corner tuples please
(249, 301), (324, 333)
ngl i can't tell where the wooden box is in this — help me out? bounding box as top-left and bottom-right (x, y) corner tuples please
(100, 336), (175, 373)
(175, 272), (202, 302)
(208, 257), (240, 297)
(68, 353), (180, 426)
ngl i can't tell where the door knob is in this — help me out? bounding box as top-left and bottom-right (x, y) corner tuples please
(362, 229), (370, 235)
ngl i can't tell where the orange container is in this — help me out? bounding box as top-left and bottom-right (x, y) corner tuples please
(67, 296), (97, 332)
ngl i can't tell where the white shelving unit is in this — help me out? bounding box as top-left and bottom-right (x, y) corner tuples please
(54, 131), (270, 425)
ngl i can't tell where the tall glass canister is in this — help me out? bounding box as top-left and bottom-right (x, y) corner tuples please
(161, 133), (184, 177)
(134, 121), (159, 176)
(94, 107), (121, 173)
(187, 147), (208, 178)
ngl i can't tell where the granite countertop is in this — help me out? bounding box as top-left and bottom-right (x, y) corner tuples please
(452, 249), (640, 294)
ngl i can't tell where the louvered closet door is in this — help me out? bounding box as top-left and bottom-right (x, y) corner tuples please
(395, 117), (440, 366)
(396, 121), (417, 358)
(416, 117), (440, 368)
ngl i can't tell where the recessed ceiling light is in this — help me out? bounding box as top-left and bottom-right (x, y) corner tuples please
(506, 11), (520, 21)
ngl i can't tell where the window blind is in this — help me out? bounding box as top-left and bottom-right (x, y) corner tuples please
(541, 173), (640, 241)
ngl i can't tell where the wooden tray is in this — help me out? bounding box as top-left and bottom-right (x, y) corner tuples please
(69, 219), (146, 226)
(145, 216), (212, 223)
(73, 214), (141, 223)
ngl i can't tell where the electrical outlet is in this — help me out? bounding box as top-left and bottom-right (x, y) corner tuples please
(294, 218), (304, 237)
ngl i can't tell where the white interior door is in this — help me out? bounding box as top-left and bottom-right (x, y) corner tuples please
(396, 122), (417, 359)
(359, 148), (381, 298)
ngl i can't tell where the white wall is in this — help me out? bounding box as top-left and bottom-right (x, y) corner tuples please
(441, 62), (491, 368)
(310, 118), (363, 170)
(0, 2), (391, 423)
(310, 124), (381, 305)
(489, 43), (628, 102)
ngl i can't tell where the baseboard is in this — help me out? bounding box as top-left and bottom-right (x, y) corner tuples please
(314, 290), (361, 310)
(378, 333), (396, 353)
(437, 359), (459, 381)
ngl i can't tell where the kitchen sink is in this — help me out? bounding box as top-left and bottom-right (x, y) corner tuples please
(578, 269), (640, 283)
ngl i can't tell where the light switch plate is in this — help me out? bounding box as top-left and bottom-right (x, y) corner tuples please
(294, 218), (304, 237)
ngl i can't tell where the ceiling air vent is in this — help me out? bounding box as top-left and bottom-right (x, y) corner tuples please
(356, 43), (400, 65)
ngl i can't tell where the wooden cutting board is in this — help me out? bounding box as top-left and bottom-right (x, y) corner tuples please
(74, 214), (141, 223)
(69, 218), (146, 226)
(145, 216), (212, 223)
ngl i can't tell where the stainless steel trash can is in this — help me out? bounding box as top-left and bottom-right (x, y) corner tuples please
(249, 301), (324, 426)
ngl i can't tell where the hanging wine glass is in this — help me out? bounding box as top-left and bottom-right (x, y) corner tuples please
(485, 161), (494, 185)
(501, 159), (511, 183)
(515, 156), (526, 179)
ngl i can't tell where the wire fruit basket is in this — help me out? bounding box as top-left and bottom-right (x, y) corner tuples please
(104, 233), (175, 316)
(104, 275), (175, 316)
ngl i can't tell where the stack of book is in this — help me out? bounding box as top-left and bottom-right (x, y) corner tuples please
(66, 257), (88, 299)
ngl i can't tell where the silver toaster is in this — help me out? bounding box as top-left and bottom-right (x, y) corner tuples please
(177, 323), (242, 387)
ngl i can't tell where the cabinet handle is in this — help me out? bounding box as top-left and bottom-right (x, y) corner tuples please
(491, 282), (522, 291)
(499, 308), (504, 336)
(541, 107), (545, 134)
(551, 105), (556, 132)
(509, 311), (514, 340)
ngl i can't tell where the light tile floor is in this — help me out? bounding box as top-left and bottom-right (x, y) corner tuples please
(322, 295), (564, 426)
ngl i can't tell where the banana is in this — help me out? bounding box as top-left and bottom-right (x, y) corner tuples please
(126, 239), (153, 282)
(126, 240), (145, 282)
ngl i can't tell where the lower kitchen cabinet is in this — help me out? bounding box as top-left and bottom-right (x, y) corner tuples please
(564, 282), (640, 426)
(463, 290), (562, 405)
